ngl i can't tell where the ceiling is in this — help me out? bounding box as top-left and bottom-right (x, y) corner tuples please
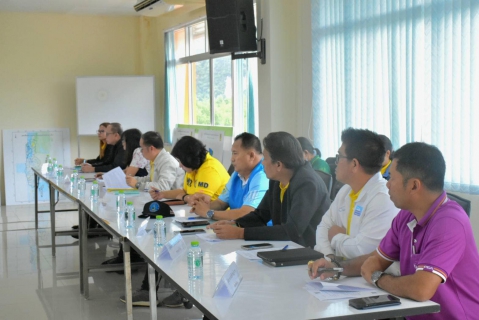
(0, 0), (204, 16)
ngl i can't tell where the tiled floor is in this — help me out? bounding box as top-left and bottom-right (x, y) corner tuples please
(0, 203), (203, 320)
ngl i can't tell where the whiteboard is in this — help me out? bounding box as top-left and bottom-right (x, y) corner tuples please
(76, 76), (155, 135)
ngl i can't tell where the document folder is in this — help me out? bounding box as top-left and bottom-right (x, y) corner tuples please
(257, 248), (324, 267)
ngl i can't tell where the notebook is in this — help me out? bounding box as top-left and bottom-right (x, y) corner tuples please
(257, 248), (324, 267)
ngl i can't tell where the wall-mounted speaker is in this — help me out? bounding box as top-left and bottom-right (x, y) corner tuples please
(206, 0), (257, 54)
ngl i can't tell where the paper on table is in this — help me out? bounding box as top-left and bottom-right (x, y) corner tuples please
(102, 167), (132, 189)
(304, 281), (380, 301)
(197, 232), (223, 243)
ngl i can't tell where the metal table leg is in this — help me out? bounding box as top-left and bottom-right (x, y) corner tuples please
(35, 174), (39, 229)
(123, 240), (133, 320)
(148, 264), (157, 320)
(49, 184), (56, 257)
(78, 203), (84, 295)
(81, 206), (89, 299)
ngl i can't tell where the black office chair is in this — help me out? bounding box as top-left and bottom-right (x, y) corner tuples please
(315, 170), (332, 198)
(330, 180), (345, 201)
(447, 192), (471, 217)
(227, 164), (235, 176)
(325, 157), (336, 180)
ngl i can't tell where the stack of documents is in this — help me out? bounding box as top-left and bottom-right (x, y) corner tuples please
(304, 281), (380, 301)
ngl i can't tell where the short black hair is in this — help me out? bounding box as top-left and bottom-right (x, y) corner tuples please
(121, 129), (142, 166)
(234, 132), (262, 154)
(297, 137), (321, 158)
(341, 128), (385, 175)
(263, 132), (305, 169)
(171, 136), (208, 170)
(394, 142), (445, 192)
(142, 131), (164, 149)
(379, 134), (394, 159)
(109, 122), (123, 136)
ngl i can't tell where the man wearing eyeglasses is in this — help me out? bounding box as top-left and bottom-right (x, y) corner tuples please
(124, 131), (184, 191)
(81, 122), (126, 173)
(315, 128), (399, 261)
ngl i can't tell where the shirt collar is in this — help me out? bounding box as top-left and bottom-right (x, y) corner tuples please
(417, 191), (448, 227)
(355, 172), (382, 202)
(152, 148), (165, 163)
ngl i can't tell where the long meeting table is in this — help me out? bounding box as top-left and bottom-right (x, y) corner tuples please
(33, 166), (441, 320)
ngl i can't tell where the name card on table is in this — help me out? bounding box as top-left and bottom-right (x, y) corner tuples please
(136, 217), (150, 238)
(213, 262), (243, 297)
(157, 233), (187, 260)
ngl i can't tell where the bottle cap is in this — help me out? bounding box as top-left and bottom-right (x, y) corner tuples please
(127, 201), (133, 205)
(156, 215), (163, 220)
(80, 176), (84, 179)
(191, 241), (199, 247)
(93, 180), (98, 184)
(119, 190), (124, 194)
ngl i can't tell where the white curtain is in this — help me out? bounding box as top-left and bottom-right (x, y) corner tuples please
(312, 0), (479, 194)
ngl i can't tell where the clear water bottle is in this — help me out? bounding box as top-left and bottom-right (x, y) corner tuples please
(71, 169), (79, 187)
(187, 241), (203, 280)
(52, 158), (58, 174)
(57, 165), (64, 178)
(117, 191), (126, 215)
(90, 180), (99, 202)
(47, 158), (53, 175)
(153, 215), (167, 247)
(45, 154), (51, 164)
(78, 176), (86, 197)
(126, 201), (135, 228)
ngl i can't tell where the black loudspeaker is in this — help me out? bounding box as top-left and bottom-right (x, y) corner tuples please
(206, 0), (257, 54)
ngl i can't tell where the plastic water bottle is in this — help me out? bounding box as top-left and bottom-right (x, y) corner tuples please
(90, 180), (99, 202)
(45, 154), (51, 164)
(187, 241), (203, 280)
(56, 165), (64, 178)
(71, 169), (79, 187)
(52, 158), (58, 174)
(47, 158), (53, 175)
(117, 191), (126, 214)
(126, 201), (135, 228)
(153, 215), (167, 247)
(78, 176), (86, 197)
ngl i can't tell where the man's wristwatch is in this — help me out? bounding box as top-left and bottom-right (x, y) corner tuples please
(371, 271), (387, 288)
(135, 182), (140, 189)
(206, 210), (215, 219)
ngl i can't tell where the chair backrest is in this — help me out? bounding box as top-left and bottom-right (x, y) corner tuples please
(315, 170), (332, 198)
(330, 179), (345, 201)
(446, 192), (471, 217)
(227, 164), (235, 176)
(325, 157), (336, 180)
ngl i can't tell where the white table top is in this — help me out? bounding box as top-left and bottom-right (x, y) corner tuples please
(34, 169), (439, 320)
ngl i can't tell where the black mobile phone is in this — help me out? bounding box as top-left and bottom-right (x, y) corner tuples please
(241, 243), (273, 250)
(349, 295), (401, 310)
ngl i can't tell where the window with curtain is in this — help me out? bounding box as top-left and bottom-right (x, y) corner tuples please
(312, 0), (479, 194)
(164, 19), (259, 144)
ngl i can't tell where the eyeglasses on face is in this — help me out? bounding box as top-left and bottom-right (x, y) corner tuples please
(97, 130), (105, 133)
(335, 153), (348, 164)
(105, 132), (114, 136)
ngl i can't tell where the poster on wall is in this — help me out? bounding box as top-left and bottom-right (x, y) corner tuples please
(3, 129), (71, 205)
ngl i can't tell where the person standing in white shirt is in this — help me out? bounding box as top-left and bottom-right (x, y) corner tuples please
(315, 128), (399, 260)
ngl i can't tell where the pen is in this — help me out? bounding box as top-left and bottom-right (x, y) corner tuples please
(188, 216), (203, 220)
(281, 245), (288, 251)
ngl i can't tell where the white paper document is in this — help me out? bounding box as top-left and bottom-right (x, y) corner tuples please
(175, 217), (209, 223)
(304, 281), (380, 301)
(197, 232), (223, 243)
(102, 167), (132, 189)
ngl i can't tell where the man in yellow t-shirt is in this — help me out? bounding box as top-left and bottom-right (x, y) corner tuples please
(150, 136), (229, 204)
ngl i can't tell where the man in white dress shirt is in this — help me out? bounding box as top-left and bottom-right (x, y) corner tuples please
(315, 128), (399, 260)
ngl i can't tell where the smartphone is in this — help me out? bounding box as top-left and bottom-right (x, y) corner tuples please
(241, 243), (273, 250)
(349, 295), (401, 310)
(175, 229), (206, 235)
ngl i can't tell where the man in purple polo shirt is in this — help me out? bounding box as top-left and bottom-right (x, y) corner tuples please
(309, 142), (479, 320)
